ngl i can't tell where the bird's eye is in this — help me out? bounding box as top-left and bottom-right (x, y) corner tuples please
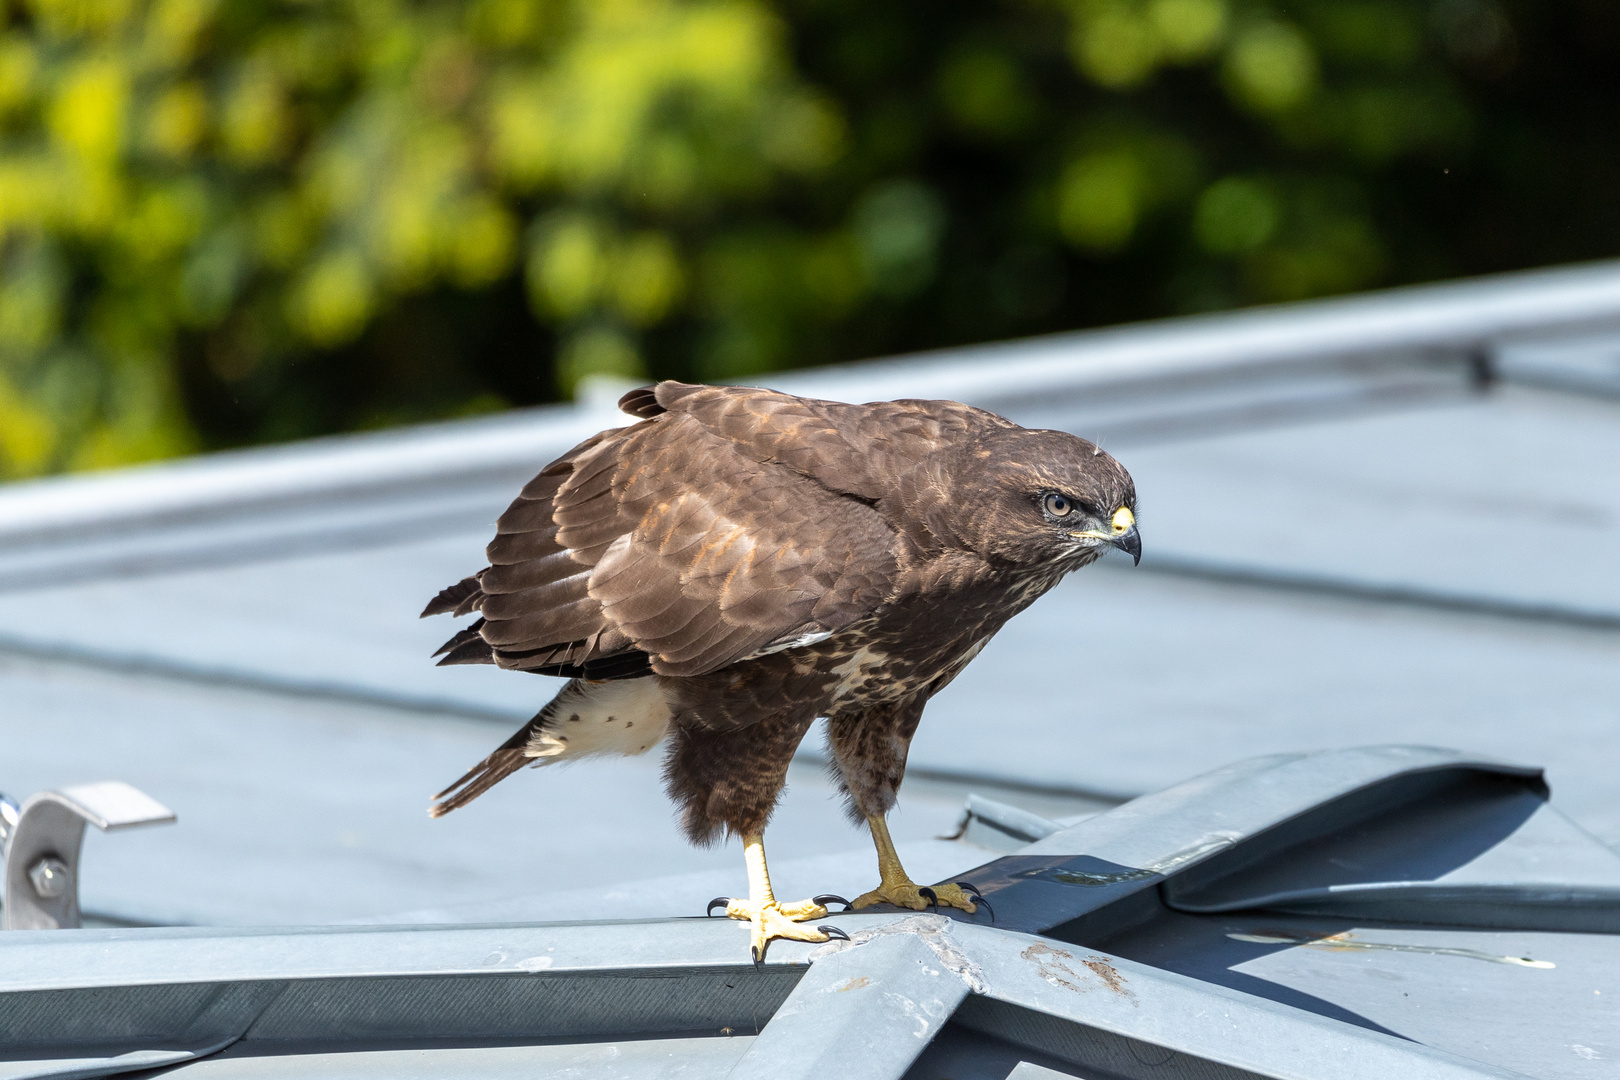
(1043, 493), (1074, 518)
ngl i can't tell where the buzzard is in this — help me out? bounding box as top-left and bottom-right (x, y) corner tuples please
(424, 381), (1138, 960)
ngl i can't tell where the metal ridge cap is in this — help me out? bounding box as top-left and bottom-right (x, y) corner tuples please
(767, 259), (1620, 406)
(0, 403), (597, 543)
(0, 915), (885, 992)
(1171, 879), (1620, 914)
(864, 748), (1545, 939)
(953, 923), (1536, 1080)
(1020, 745), (1541, 864)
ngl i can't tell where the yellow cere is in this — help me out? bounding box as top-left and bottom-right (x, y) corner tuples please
(1111, 507), (1135, 534)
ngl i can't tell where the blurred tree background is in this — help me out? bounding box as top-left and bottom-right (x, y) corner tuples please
(0, 0), (1616, 475)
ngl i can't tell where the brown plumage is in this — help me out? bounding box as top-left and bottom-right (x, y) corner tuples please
(424, 381), (1137, 900)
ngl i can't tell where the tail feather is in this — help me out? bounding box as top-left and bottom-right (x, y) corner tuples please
(429, 747), (531, 817)
(429, 711), (542, 817)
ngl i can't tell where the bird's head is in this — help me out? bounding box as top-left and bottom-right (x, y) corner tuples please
(937, 427), (1139, 569)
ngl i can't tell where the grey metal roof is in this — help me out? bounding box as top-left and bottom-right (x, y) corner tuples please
(0, 260), (1618, 1076)
(3, 747), (1616, 1079)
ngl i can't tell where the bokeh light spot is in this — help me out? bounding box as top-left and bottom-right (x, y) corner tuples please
(1149, 0), (1227, 61)
(1058, 151), (1143, 252)
(1194, 176), (1279, 254)
(1225, 21), (1317, 113)
(853, 180), (945, 298)
(1072, 4), (1160, 89)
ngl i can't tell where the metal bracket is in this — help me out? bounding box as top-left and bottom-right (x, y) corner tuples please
(0, 782), (176, 930)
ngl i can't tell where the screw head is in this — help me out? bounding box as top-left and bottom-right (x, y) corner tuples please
(28, 857), (69, 899)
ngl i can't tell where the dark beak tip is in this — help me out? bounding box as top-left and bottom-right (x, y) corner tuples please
(1110, 529), (1142, 566)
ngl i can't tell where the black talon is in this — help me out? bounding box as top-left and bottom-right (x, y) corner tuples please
(813, 893), (852, 911)
(751, 946), (763, 971)
(951, 882), (994, 922)
(818, 924), (850, 941)
(917, 886), (938, 908)
(707, 897), (732, 917)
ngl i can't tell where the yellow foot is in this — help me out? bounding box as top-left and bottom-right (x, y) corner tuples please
(722, 897), (832, 962)
(852, 879), (978, 914)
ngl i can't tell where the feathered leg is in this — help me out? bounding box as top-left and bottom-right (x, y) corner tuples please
(827, 702), (978, 915)
(668, 709), (844, 960)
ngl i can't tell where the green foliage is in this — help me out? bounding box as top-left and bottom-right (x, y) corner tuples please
(0, 0), (1615, 474)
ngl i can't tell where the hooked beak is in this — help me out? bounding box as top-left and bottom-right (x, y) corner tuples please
(1107, 506), (1141, 565)
(1110, 525), (1142, 565)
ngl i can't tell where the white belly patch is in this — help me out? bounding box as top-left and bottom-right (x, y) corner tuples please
(526, 677), (673, 762)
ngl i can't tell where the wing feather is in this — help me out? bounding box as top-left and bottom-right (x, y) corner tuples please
(481, 549), (578, 594)
(421, 574), (483, 618)
(480, 593), (607, 647)
(421, 382), (924, 679)
(476, 572), (593, 620)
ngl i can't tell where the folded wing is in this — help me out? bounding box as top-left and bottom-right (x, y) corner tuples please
(423, 386), (903, 679)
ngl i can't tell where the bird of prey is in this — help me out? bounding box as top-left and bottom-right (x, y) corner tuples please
(423, 381), (1138, 960)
